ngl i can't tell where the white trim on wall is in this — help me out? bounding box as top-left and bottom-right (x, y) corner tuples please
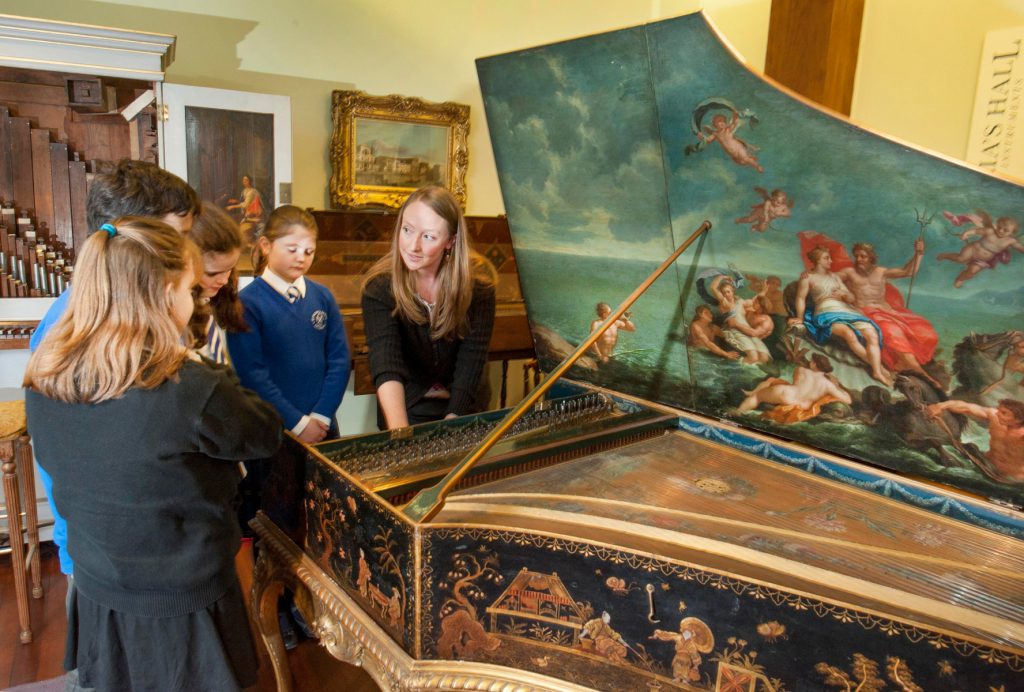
(0, 13), (174, 80)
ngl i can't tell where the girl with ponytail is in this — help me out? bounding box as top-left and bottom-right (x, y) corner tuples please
(24, 217), (281, 691)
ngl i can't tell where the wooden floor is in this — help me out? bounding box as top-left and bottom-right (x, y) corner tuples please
(0, 543), (379, 691)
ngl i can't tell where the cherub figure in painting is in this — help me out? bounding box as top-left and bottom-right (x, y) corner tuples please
(737, 353), (852, 423)
(589, 302), (636, 364)
(698, 111), (764, 172)
(939, 211), (1023, 287)
(580, 611), (628, 663)
(735, 187), (793, 232)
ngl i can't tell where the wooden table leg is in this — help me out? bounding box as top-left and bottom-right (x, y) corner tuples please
(16, 435), (42, 599)
(1, 437), (32, 643)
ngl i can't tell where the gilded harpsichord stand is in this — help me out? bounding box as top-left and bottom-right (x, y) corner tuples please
(250, 516), (598, 692)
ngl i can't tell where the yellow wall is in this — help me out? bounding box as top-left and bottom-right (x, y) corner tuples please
(5, 1), (1023, 209)
(1, 0), (770, 214)
(853, 0), (1024, 160)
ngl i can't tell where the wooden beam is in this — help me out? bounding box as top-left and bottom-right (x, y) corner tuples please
(30, 128), (53, 236)
(68, 158), (88, 252)
(49, 143), (72, 247)
(765, 0), (865, 115)
(8, 116), (33, 213)
(0, 106), (12, 202)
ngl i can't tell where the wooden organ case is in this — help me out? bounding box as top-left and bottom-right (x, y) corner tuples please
(251, 12), (1024, 692)
(0, 15), (174, 298)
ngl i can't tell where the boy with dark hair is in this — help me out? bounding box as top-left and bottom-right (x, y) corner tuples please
(85, 159), (199, 232)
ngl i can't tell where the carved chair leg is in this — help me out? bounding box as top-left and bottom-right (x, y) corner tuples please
(17, 436), (43, 599)
(2, 438), (31, 643)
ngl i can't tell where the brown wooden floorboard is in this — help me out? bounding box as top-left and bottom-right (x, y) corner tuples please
(0, 542), (65, 688)
(0, 542), (379, 690)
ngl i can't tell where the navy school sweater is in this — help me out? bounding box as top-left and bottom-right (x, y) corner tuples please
(227, 277), (350, 430)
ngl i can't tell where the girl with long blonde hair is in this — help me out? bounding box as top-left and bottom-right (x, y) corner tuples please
(24, 218), (281, 692)
(361, 185), (497, 429)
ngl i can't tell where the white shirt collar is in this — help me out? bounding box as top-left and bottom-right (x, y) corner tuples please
(261, 268), (306, 299)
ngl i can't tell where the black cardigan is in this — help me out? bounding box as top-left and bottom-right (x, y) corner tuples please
(26, 360), (282, 617)
(361, 274), (496, 416)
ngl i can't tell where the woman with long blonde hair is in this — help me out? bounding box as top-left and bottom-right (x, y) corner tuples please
(361, 186), (497, 429)
(24, 218), (281, 692)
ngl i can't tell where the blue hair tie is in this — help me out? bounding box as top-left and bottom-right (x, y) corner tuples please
(100, 223), (117, 237)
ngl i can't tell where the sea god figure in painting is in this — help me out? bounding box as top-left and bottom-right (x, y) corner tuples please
(835, 240), (940, 389)
(789, 245), (890, 386)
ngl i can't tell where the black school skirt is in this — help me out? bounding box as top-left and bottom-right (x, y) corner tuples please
(68, 578), (258, 692)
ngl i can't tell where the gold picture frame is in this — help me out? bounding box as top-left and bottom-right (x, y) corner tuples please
(330, 90), (470, 209)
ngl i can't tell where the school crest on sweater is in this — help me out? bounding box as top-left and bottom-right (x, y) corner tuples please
(312, 310), (327, 330)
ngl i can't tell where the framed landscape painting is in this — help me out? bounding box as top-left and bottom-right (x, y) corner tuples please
(330, 90), (469, 209)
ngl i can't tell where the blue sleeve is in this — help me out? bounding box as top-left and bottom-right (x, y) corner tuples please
(226, 295), (305, 430)
(29, 291), (74, 574)
(313, 286), (350, 419)
(29, 290), (70, 352)
(37, 466), (72, 574)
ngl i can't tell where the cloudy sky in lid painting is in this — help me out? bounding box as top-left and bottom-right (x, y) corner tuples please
(477, 12), (1024, 505)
